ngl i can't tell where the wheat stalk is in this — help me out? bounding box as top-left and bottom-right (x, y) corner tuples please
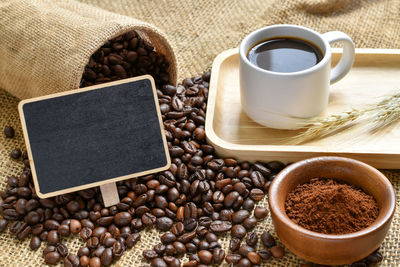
(287, 92), (400, 145)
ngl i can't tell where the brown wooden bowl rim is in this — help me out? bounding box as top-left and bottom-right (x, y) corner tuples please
(268, 156), (396, 240)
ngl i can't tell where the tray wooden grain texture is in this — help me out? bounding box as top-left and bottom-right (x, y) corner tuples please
(205, 48), (400, 169)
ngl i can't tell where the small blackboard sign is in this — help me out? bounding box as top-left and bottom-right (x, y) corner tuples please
(19, 75), (170, 199)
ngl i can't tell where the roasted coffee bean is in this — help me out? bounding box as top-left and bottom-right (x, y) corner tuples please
(89, 257), (101, 267)
(78, 247), (90, 257)
(70, 219), (82, 234)
(97, 216), (114, 226)
(112, 240), (124, 257)
(198, 216), (212, 227)
(154, 243), (166, 255)
(3, 208), (18, 220)
(171, 222), (184, 236)
(58, 224), (70, 237)
(205, 232), (217, 243)
(231, 224), (247, 239)
(177, 231), (196, 243)
(190, 238), (200, 247)
(16, 223), (31, 240)
(56, 243), (68, 258)
(267, 161), (286, 172)
(232, 210), (250, 224)
(104, 237), (116, 247)
(183, 260), (198, 267)
(0, 219), (8, 233)
(351, 262), (367, 267)
(161, 232), (176, 244)
(238, 245), (255, 257)
(16, 187), (31, 198)
(80, 227), (93, 240)
(270, 245), (285, 258)
(196, 226), (208, 239)
(212, 247), (225, 264)
(163, 256), (180, 267)
(91, 226), (106, 238)
(198, 240), (209, 250)
(10, 148), (22, 159)
(247, 251), (261, 264)
(243, 217), (257, 230)
(142, 212), (157, 226)
(43, 245), (56, 256)
(229, 237), (241, 252)
(249, 188), (264, 201)
(250, 171), (265, 188)
(152, 208), (165, 217)
(366, 251), (383, 263)
(173, 241), (186, 255)
(224, 191), (240, 208)
(165, 244), (176, 256)
(258, 249), (272, 260)
(126, 233), (140, 248)
(31, 223), (44, 235)
(10, 221), (22, 234)
(87, 236), (100, 249)
(64, 254), (80, 267)
(238, 257), (252, 267)
(226, 254), (241, 264)
(219, 209), (232, 221)
(185, 242), (197, 253)
(47, 230), (59, 245)
(156, 216), (173, 231)
(136, 206), (150, 217)
(40, 231), (48, 241)
(198, 250), (213, 265)
(143, 249), (158, 260)
(210, 220), (232, 233)
(29, 236), (41, 250)
(246, 232), (258, 247)
(93, 246), (106, 257)
(114, 212), (131, 226)
(261, 232), (276, 248)
(45, 251), (61, 265)
(131, 218), (143, 230)
(183, 218), (197, 232)
(151, 258), (168, 267)
(254, 206), (269, 219)
(80, 256), (90, 267)
(14, 198), (26, 217)
(4, 126), (15, 138)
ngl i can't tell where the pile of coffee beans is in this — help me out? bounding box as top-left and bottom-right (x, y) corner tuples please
(80, 30), (170, 88)
(1, 32), (384, 266)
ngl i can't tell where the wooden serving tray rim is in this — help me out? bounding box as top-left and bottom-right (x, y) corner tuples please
(205, 48), (400, 156)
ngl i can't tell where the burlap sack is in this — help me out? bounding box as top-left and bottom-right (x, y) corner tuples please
(0, 0), (177, 99)
(1, 0), (400, 266)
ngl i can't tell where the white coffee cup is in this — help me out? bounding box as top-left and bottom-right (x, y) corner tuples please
(239, 24), (355, 129)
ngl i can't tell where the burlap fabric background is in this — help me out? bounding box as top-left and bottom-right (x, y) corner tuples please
(0, 0), (177, 99)
(1, 0), (400, 266)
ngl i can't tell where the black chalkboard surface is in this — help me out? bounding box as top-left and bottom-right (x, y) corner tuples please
(19, 75), (170, 198)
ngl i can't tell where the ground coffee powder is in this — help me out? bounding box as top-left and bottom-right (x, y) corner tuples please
(285, 178), (379, 234)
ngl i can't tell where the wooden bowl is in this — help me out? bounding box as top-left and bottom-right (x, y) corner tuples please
(268, 156), (396, 265)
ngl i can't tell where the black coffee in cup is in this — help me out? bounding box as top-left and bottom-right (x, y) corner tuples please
(247, 37), (323, 73)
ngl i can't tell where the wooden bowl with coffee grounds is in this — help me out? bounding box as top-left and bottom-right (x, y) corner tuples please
(268, 156), (396, 265)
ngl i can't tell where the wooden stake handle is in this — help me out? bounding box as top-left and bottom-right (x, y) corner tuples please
(100, 183), (120, 207)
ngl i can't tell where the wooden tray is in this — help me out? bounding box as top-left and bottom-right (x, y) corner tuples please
(205, 48), (400, 169)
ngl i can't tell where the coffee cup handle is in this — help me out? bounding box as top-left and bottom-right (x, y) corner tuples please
(322, 31), (355, 84)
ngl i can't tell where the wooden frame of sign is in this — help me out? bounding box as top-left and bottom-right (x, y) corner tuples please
(18, 75), (170, 206)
